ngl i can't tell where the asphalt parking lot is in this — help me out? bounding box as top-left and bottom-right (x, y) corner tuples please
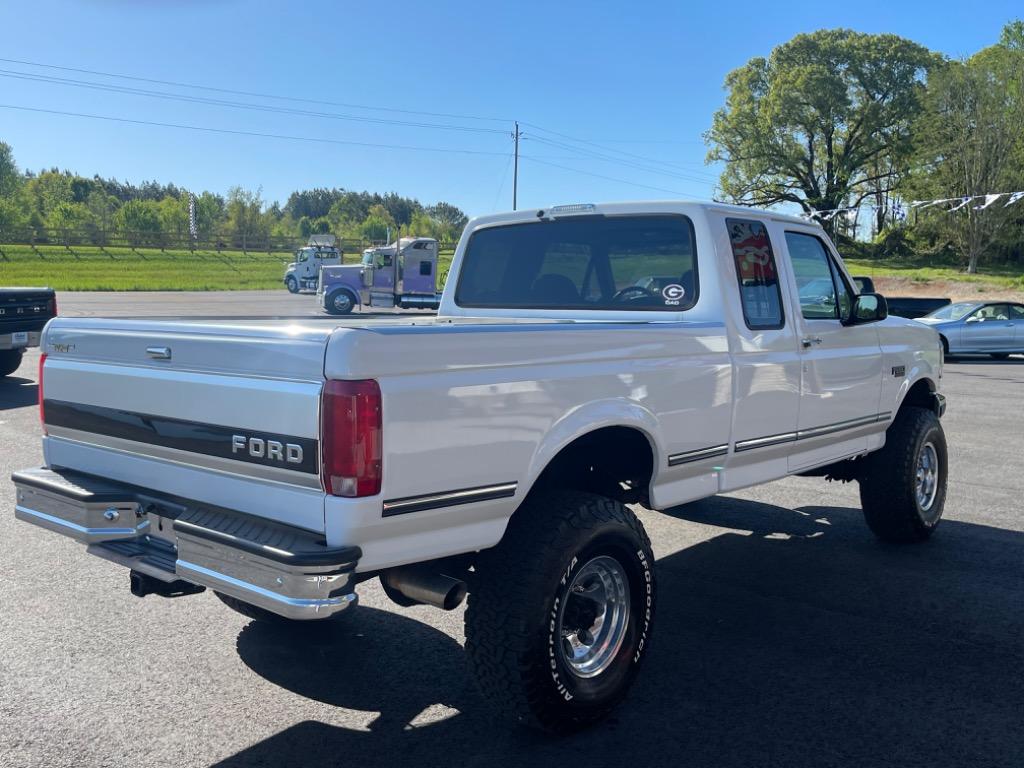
(1, 294), (1022, 767)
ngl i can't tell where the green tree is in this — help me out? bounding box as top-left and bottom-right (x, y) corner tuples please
(0, 197), (28, 233)
(0, 141), (22, 198)
(85, 189), (119, 245)
(359, 204), (396, 242)
(25, 171), (75, 223)
(706, 29), (937, 219)
(225, 187), (269, 250)
(158, 196), (190, 245)
(406, 210), (438, 238)
(426, 202), (468, 241)
(905, 27), (1024, 273)
(48, 201), (92, 244)
(115, 199), (164, 246)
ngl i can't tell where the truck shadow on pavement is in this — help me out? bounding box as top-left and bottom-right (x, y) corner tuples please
(0, 374), (37, 411)
(218, 497), (1023, 768)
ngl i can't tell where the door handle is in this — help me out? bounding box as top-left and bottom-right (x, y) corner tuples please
(146, 346), (172, 360)
(801, 336), (823, 348)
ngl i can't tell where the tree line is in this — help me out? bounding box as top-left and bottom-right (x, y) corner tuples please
(706, 20), (1024, 272)
(0, 151), (469, 250)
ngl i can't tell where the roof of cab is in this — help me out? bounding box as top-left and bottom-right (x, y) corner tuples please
(466, 200), (818, 229)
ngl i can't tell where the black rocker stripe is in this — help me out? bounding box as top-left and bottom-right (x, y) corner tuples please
(382, 482), (518, 517)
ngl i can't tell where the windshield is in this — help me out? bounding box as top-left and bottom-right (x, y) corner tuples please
(361, 251), (374, 266)
(925, 302), (978, 321)
(455, 214), (698, 311)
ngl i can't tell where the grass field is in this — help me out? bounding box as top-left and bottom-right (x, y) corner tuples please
(844, 257), (1024, 290)
(0, 244), (457, 291)
(0, 244), (292, 290)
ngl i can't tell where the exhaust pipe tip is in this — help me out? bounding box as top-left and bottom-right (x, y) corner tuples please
(382, 568), (467, 611)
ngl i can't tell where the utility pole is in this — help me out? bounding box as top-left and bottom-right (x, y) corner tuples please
(512, 121), (521, 211)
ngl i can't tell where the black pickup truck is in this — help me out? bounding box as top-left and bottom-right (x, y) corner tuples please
(852, 276), (951, 320)
(0, 288), (57, 377)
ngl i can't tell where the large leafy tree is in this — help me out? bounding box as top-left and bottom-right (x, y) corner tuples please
(706, 29), (938, 218)
(904, 24), (1024, 273)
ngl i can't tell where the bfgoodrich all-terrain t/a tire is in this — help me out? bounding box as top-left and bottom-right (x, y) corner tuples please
(859, 406), (948, 543)
(465, 490), (656, 732)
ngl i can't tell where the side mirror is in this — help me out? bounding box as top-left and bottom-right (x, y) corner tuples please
(848, 293), (888, 325)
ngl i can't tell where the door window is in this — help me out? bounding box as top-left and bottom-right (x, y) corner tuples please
(970, 304), (1010, 322)
(1010, 305), (1024, 320)
(786, 233), (852, 321)
(725, 218), (784, 329)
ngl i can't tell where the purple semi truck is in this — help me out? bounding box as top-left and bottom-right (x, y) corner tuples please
(317, 237), (443, 315)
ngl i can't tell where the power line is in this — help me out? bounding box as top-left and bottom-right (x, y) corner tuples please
(492, 151), (515, 210)
(521, 156), (706, 197)
(0, 69), (508, 135)
(0, 104), (512, 157)
(527, 135), (720, 185)
(523, 121), (713, 174)
(0, 56), (512, 124)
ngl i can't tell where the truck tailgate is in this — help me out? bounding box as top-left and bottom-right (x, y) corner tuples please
(39, 319), (330, 533)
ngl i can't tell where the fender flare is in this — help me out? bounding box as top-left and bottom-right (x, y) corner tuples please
(521, 398), (662, 499)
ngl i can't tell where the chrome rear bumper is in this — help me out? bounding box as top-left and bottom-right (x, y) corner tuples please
(12, 468), (360, 620)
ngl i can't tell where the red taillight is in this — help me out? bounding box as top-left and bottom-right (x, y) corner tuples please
(321, 379), (382, 497)
(49, 295), (58, 316)
(38, 352), (47, 430)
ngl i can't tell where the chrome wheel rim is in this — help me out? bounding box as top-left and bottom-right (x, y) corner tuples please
(333, 293), (352, 312)
(916, 441), (939, 516)
(557, 555), (630, 679)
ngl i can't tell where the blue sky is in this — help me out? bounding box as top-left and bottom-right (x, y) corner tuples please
(0, 1), (1019, 217)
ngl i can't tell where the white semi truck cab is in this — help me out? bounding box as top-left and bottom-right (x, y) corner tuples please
(12, 201), (947, 733)
(283, 234), (343, 293)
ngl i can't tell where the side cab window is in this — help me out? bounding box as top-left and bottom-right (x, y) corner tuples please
(785, 232), (854, 323)
(725, 218), (785, 330)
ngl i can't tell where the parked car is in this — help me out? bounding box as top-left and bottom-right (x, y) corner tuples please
(13, 201), (947, 732)
(852, 276), (952, 319)
(916, 301), (1024, 358)
(317, 237), (442, 314)
(283, 235), (343, 293)
(0, 287), (57, 377)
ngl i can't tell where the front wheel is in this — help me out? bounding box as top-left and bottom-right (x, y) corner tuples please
(325, 289), (355, 315)
(859, 406), (948, 542)
(285, 276), (299, 294)
(0, 349), (25, 378)
(465, 490), (655, 732)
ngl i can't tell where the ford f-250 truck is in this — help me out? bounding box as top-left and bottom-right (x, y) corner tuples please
(12, 201), (947, 732)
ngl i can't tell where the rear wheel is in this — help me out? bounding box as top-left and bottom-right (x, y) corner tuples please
(859, 406), (947, 542)
(285, 276), (299, 294)
(465, 490), (655, 732)
(326, 289), (356, 315)
(0, 349), (24, 378)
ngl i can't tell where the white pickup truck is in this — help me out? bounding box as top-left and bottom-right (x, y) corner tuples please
(12, 201), (947, 732)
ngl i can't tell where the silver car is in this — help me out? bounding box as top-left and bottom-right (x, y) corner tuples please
(917, 301), (1024, 359)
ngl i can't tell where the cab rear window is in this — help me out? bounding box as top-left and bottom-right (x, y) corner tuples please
(455, 215), (698, 311)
